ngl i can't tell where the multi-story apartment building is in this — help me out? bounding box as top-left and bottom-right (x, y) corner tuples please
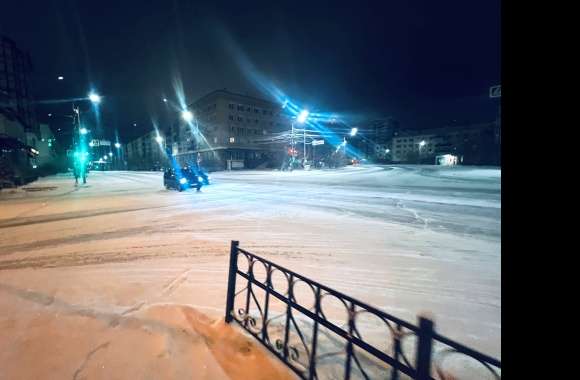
(126, 131), (167, 170)
(1, 36), (39, 185)
(169, 89), (289, 170)
(391, 123), (498, 165)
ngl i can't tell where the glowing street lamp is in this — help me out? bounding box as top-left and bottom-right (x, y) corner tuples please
(385, 149), (390, 154)
(350, 127), (358, 137)
(114, 142), (121, 149)
(163, 98), (168, 103)
(181, 110), (193, 123)
(418, 140), (427, 165)
(155, 135), (163, 144)
(57, 76), (64, 80)
(297, 110), (309, 124)
(79, 127), (88, 135)
(108, 152), (113, 157)
(88, 92), (101, 104)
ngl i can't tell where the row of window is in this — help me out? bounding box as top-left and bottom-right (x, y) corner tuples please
(394, 147), (434, 153)
(228, 103), (276, 116)
(228, 114), (283, 127)
(229, 126), (266, 136)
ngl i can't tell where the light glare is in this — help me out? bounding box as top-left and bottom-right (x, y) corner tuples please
(88, 93), (101, 104)
(297, 110), (309, 124)
(182, 110), (194, 122)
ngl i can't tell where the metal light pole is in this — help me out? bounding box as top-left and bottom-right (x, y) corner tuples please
(303, 127), (306, 163)
(418, 140), (426, 164)
(291, 121), (295, 161)
(296, 110), (309, 167)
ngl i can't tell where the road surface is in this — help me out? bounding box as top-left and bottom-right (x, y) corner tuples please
(0, 165), (501, 378)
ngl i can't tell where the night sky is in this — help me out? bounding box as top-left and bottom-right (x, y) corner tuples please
(1, 0), (501, 142)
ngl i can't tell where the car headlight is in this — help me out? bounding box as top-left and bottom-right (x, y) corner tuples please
(179, 178), (187, 184)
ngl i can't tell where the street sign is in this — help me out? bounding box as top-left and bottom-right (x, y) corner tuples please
(90, 139), (111, 147)
(312, 139), (324, 146)
(489, 85), (501, 98)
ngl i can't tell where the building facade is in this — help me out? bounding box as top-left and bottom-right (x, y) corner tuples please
(126, 131), (167, 171)
(348, 118), (400, 161)
(32, 123), (57, 167)
(87, 139), (126, 170)
(0, 36), (39, 186)
(391, 123), (499, 165)
(168, 89), (289, 170)
(0, 36), (37, 136)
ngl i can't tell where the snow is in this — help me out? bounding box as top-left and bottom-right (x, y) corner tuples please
(0, 165), (500, 377)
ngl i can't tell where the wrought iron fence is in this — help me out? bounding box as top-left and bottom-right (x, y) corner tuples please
(225, 240), (501, 380)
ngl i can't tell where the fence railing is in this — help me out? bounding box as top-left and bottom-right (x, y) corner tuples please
(225, 240), (501, 380)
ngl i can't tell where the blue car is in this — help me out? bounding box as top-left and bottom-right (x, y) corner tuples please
(163, 167), (203, 192)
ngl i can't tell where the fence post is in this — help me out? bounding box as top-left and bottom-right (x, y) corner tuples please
(225, 240), (239, 323)
(415, 315), (434, 380)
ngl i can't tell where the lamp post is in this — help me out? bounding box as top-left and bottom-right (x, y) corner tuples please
(114, 142), (121, 170)
(293, 110), (309, 165)
(70, 92), (101, 179)
(418, 140), (426, 164)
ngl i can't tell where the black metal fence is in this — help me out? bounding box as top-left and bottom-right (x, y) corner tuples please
(225, 241), (501, 380)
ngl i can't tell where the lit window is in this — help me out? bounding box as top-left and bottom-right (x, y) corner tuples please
(229, 137), (235, 143)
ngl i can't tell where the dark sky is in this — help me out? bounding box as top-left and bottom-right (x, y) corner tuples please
(1, 0), (501, 142)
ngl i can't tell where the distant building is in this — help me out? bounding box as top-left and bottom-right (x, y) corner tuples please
(391, 123), (498, 165)
(33, 123), (58, 167)
(0, 36), (38, 136)
(167, 89), (289, 170)
(349, 118), (400, 161)
(0, 36), (39, 186)
(126, 131), (166, 171)
(88, 139), (125, 170)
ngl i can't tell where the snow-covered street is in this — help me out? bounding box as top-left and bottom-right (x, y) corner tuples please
(0, 165), (500, 378)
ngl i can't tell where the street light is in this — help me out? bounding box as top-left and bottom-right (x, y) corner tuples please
(385, 149), (390, 154)
(88, 92), (101, 104)
(57, 76), (64, 80)
(418, 140), (426, 165)
(350, 127), (358, 137)
(297, 110), (309, 124)
(114, 142), (121, 149)
(109, 152), (113, 157)
(291, 110), (309, 164)
(163, 98), (168, 103)
(182, 110), (193, 123)
(79, 127), (88, 135)
(155, 135), (163, 144)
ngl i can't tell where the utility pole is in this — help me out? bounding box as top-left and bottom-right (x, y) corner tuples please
(291, 122), (295, 159)
(489, 85), (501, 165)
(303, 127), (306, 163)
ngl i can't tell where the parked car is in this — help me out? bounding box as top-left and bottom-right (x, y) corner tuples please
(163, 167), (204, 192)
